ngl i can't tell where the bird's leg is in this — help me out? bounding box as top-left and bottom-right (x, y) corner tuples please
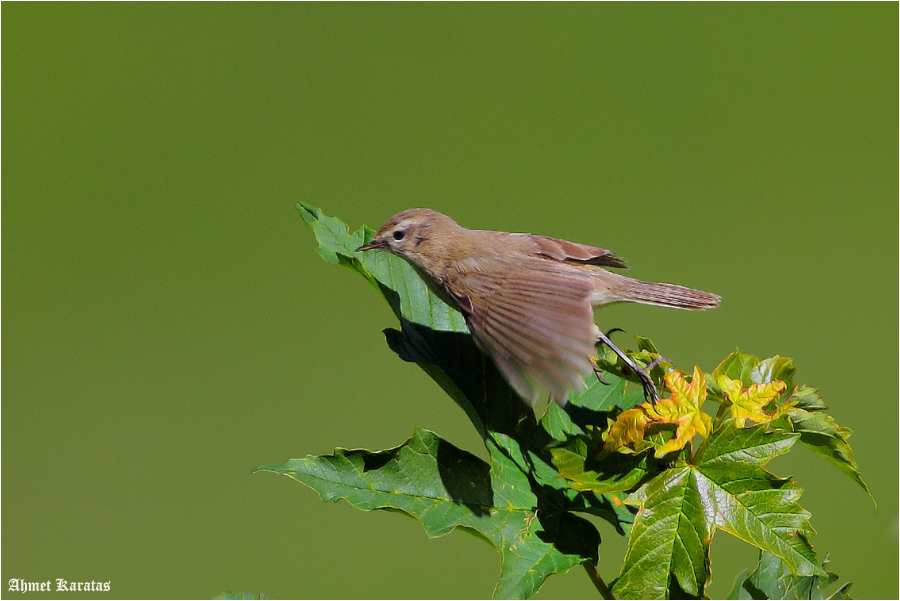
(595, 329), (660, 408)
(591, 328), (626, 386)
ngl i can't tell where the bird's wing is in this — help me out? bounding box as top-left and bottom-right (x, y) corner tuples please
(527, 234), (628, 269)
(444, 256), (598, 405)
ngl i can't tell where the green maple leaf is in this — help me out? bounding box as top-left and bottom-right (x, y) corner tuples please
(612, 420), (825, 600)
(256, 428), (599, 600)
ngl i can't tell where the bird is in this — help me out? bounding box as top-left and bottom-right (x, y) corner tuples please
(356, 208), (719, 407)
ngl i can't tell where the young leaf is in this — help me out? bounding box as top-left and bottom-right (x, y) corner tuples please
(654, 368), (714, 456)
(717, 375), (792, 427)
(600, 406), (656, 455)
(602, 367), (713, 458)
(711, 351), (796, 396)
(255, 428), (598, 600)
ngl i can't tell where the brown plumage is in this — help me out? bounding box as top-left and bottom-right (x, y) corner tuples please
(356, 208), (720, 406)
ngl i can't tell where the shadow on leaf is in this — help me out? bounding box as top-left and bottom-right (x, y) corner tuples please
(436, 438), (493, 517)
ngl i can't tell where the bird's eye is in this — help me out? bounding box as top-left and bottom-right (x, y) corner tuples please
(393, 230), (405, 241)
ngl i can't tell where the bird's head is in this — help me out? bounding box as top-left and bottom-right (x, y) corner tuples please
(356, 208), (460, 268)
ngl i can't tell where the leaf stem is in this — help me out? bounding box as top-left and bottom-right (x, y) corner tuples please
(583, 562), (615, 600)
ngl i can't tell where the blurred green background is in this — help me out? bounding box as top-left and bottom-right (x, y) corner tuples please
(3, 4), (896, 599)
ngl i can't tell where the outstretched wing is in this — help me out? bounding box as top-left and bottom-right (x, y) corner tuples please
(444, 255), (599, 405)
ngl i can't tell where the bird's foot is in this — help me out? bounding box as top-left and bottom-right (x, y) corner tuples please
(592, 328), (628, 385)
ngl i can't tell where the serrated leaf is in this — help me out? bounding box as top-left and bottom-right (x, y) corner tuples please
(296, 202), (367, 264)
(256, 428), (598, 600)
(789, 385), (828, 411)
(541, 403), (586, 442)
(613, 421), (825, 600)
(654, 368), (714, 456)
(692, 422), (824, 578)
(600, 406), (656, 455)
(717, 375), (792, 427)
(613, 467), (711, 599)
(484, 432), (603, 598)
(729, 551), (851, 600)
(776, 408), (873, 504)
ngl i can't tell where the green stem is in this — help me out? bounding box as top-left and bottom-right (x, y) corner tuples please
(583, 562), (615, 600)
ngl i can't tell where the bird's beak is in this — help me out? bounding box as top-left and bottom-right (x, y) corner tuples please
(355, 239), (385, 252)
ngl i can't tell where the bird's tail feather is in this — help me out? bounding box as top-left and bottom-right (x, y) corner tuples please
(606, 273), (720, 310)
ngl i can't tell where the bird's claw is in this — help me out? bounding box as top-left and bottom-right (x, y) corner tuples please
(594, 361), (609, 386)
(631, 364), (661, 407)
(591, 358), (609, 386)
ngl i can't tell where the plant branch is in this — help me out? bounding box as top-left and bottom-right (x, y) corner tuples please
(583, 562), (615, 600)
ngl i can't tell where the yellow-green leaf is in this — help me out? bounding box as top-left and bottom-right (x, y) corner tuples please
(654, 367), (713, 457)
(717, 375), (792, 428)
(601, 407), (655, 455)
(602, 366), (713, 458)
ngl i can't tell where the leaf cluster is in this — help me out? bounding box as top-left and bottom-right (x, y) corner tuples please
(257, 205), (870, 599)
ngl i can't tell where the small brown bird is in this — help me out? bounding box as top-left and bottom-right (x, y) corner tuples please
(356, 209), (719, 407)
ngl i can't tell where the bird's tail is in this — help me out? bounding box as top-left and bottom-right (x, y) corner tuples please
(596, 272), (720, 310)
